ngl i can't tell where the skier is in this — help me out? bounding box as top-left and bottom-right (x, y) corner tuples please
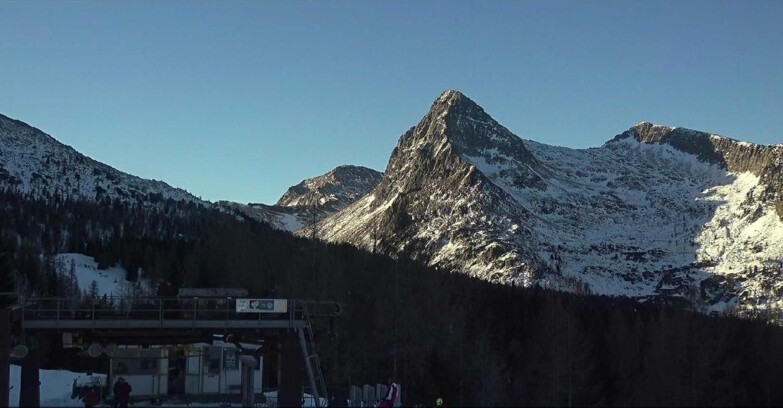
(116, 377), (132, 408)
(112, 377), (122, 408)
(378, 378), (399, 408)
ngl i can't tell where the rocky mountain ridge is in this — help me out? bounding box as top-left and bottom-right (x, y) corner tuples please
(4, 91), (783, 316)
(0, 113), (380, 231)
(276, 165), (383, 211)
(315, 90), (783, 315)
(616, 122), (783, 219)
(219, 165), (382, 231)
(0, 113), (207, 208)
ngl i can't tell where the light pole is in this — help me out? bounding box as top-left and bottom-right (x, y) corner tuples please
(394, 258), (398, 380)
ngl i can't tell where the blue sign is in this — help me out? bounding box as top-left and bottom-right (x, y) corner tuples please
(236, 298), (287, 313)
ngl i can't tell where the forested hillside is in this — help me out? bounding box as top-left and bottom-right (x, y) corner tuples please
(3, 188), (783, 406)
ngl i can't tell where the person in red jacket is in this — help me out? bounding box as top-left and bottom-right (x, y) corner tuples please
(378, 378), (399, 408)
(82, 386), (100, 408)
(116, 377), (133, 408)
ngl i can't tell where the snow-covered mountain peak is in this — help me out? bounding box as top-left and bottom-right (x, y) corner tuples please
(388, 91), (546, 194)
(0, 113), (207, 207)
(220, 164), (382, 232)
(316, 91), (556, 282)
(614, 121), (775, 155)
(608, 122), (727, 166)
(276, 165), (382, 211)
(436, 89), (465, 103)
(610, 121), (783, 219)
(317, 92), (783, 316)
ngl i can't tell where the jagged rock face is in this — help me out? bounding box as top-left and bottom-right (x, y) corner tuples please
(276, 165), (383, 213)
(5, 94), (783, 316)
(0, 113), (205, 207)
(318, 91), (549, 284)
(318, 91), (783, 315)
(220, 165), (382, 232)
(616, 122), (783, 219)
(378, 91), (545, 196)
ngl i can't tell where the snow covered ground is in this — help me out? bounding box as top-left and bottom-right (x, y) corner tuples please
(7, 364), (325, 407)
(54, 253), (154, 297)
(3, 255), (154, 406)
(8, 364), (106, 407)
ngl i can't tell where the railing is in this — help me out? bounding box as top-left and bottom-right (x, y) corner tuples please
(21, 296), (297, 326)
(20, 296), (341, 326)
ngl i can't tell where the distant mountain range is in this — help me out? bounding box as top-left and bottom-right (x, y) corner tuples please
(3, 90), (783, 315)
(219, 165), (382, 231)
(0, 113), (205, 207)
(313, 91), (783, 315)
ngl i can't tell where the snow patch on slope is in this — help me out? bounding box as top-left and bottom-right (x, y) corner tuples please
(8, 365), (106, 407)
(55, 253), (153, 296)
(694, 172), (783, 313)
(277, 212), (306, 232)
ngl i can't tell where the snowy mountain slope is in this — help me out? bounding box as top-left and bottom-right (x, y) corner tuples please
(0, 113), (207, 208)
(220, 165), (381, 232)
(0, 111), (376, 234)
(317, 90), (550, 284)
(615, 122), (783, 220)
(7, 365), (325, 408)
(54, 253), (154, 297)
(521, 136), (783, 312)
(316, 90), (783, 313)
(276, 165), (383, 211)
(9, 365), (106, 407)
(217, 200), (306, 231)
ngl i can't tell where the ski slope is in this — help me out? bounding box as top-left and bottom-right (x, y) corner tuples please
(54, 253), (154, 298)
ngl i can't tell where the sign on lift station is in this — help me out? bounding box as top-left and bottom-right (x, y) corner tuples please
(235, 299), (288, 313)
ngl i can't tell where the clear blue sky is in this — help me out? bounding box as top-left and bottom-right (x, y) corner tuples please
(2, 1), (781, 204)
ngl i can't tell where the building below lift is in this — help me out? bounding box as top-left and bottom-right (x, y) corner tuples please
(109, 341), (262, 400)
(16, 291), (329, 406)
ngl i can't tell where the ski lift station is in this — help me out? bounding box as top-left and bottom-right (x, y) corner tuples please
(2, 288), (341, 407)
(108, 342), (262, 398)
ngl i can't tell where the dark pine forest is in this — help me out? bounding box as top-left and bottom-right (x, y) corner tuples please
(3, 188), (783, 406)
